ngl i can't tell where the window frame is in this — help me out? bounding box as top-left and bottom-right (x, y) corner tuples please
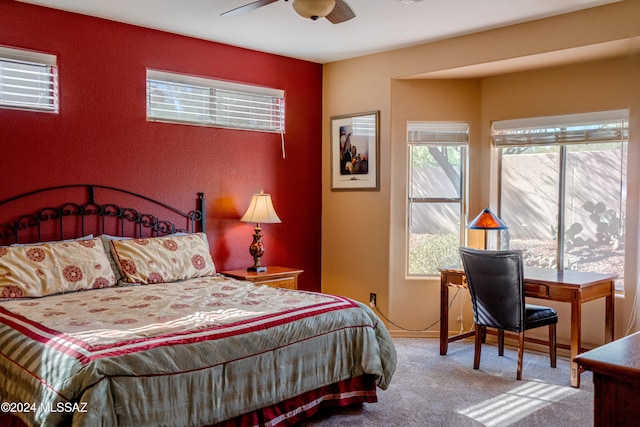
(0, 46), (58, 113)
(494, 110), (628, 291)
(146, 69), (285, 133)
(406, 122), (469, 277)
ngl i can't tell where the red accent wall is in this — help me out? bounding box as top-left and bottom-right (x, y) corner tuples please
(0, 1), (323, 291)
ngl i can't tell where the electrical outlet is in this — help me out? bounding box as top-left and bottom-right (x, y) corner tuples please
(369, 293), (377, 308)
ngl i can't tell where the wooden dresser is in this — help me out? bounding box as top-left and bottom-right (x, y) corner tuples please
(220, 266), (303, 290)
(575, 331), (640, 426)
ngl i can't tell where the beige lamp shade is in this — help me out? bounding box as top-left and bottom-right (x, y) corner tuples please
(241, 190), (281, 225)
(293, 0), (336, 20)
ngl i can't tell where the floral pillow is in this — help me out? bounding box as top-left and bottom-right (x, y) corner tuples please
(100, 234), (132, 286)
(109, 232), (216, 284)
(0, 237), (117, 299)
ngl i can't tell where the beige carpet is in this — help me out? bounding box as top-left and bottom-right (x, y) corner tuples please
(300, 337), (594, 426)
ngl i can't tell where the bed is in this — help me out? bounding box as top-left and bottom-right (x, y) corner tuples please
(0, 185), (396, 427)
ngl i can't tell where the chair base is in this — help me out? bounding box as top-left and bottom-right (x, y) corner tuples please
(474, 324), (557, 380)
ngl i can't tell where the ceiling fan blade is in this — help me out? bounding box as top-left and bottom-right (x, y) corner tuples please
(325, 0), (355, 24)
(221, 0), (279, 16)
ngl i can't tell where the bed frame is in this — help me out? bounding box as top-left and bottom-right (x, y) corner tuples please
(0, 184), (205, 245)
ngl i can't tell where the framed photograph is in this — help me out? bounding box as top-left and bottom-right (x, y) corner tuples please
(330, 110), (380, 191)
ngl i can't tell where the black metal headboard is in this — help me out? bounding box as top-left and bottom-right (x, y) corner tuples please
(0, 184), (205, 245)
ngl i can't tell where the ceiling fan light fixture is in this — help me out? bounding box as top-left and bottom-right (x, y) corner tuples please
(292, 0), (336, 20)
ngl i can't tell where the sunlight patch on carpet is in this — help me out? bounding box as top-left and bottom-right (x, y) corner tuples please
(457, 379), (580, 426)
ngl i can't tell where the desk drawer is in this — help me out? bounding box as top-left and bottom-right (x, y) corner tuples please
(525, 283), (549, 298)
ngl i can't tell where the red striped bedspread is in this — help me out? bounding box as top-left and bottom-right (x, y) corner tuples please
(0, 276), (396, 426)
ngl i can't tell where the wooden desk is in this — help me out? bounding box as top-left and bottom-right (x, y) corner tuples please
(575, 332), (640, 426)
(439, 267), (616, 388)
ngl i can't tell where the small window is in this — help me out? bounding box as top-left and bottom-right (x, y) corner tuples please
(146, 70), (284, 133)
(407, 122), (468, 276)
(0, 46), (58, 113)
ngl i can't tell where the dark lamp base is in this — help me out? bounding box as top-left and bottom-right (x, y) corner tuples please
(247, 225), (267, 273)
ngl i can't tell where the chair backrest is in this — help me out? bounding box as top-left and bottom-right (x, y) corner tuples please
(459, 247), (526, 333)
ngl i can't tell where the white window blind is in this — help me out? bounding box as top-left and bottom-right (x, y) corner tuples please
(408, 122), (470, 144)
(492, 110), (628, 146)
(146, 70), (284, 133)
(0, 46), (58, 113)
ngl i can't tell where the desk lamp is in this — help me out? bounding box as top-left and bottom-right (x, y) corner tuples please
(467, 208), (508, 249)
(240, 190), (281, 272)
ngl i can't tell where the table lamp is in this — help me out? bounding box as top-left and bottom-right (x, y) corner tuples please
(240, 190), (281, 272)
(466, 207), (508, 249)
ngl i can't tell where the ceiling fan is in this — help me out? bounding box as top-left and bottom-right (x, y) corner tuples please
(221, 0), (356, 24)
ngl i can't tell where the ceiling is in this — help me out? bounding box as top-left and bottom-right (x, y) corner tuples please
(19, 0), (621, 64)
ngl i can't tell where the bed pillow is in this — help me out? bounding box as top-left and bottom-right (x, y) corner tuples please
(101, 233), (194, 286)
(100, 234), (131, 285)
(0, 237), (117, 299)
(109, 232), (216, 284)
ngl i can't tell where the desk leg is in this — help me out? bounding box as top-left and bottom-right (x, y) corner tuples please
(605, 281), (615, 343)
(440, 279), (449, 355)
(570, 290), (581, 388)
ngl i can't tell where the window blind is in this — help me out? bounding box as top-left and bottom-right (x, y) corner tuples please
(492, 110), (628, 146)
(146, 70), (284, 133)
(0, 46), (58, 113)
(408, 122), (469, 144)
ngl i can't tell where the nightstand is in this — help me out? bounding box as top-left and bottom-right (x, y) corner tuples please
(220, 266), (303, 290)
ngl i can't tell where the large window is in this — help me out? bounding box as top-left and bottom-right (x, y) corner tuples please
(407, 122), (468, 276)
(0, 46), (58, 113)
(146, 70), (284, 133)
(494, 110), (628, 290)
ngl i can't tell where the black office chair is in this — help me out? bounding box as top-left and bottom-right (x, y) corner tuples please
(459, 247), (558, 380)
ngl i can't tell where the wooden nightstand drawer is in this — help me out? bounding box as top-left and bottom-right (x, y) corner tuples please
(258, 277), (296, 289)
(220, 266), (303, 290)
